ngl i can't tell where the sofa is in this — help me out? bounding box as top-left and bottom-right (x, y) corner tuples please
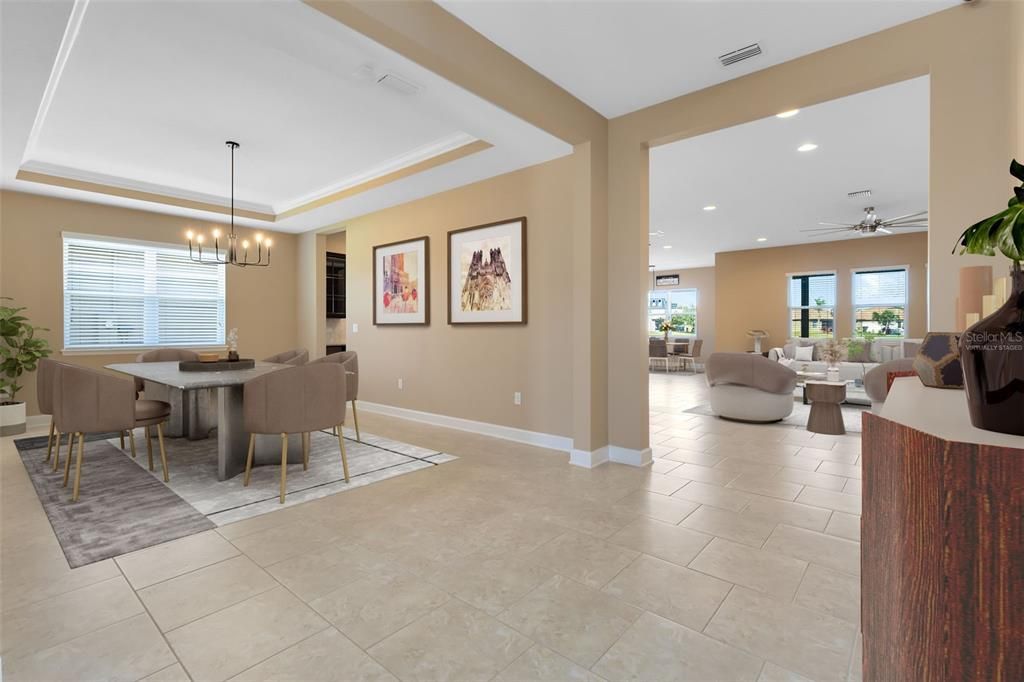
(706, 353), (798, 423)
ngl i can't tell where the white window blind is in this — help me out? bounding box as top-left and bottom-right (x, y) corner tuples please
(63, 235), (225, 350)
(853, 268), (907, 337)
(788, 273), (836, 338)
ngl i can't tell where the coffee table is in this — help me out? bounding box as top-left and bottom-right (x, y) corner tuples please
(804, 380), (848, 435)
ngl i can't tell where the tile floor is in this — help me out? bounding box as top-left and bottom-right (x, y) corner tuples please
(1, 372), (862, 681)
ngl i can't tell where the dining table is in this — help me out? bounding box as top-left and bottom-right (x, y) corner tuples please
(105, 360), (302, 480)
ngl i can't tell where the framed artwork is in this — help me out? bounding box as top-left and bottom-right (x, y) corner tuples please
(655, 274), (680, 286)
(447, 217), (527, 325)
(373, 236), (429, 325)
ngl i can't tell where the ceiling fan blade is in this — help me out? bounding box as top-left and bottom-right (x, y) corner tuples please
(818, 221), (856, 227)
(881, 223), (928, 229)
(883, 210), (928, 223)
(876, 227), (893, 234)
(801, 227), (851, 233)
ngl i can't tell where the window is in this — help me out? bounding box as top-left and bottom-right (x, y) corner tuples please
(788, 273), (836, 338)
(648, 288), (697, 337)
(853, 268), (907, 337)
(63, 235), (226, 350)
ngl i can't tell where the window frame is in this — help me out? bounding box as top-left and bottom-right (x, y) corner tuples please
(648, 287), (699, 338)
(850, 265), (909, 339)
(61, 231), (228, 354)
(786, 270), (837, 339)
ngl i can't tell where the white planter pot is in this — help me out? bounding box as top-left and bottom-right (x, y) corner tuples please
(826, 367), (841, 382)
(0, 401), (27, 436)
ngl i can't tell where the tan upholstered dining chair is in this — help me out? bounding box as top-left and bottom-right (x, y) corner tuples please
(36, 358), (73, 470)
(263, 349), (309, 366)
(310, 351), (360, 441)
(51, 364), (172, 501)
(242, 362), (349, 504)
(130, 348), (199, 451)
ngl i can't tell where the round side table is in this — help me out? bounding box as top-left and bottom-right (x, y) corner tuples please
(805, 381), (847, 435)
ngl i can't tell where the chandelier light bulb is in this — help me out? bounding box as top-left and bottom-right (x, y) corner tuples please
(255, 233), (263, 243)
(186, 229), (194, 240)
(265, 238), (273, 248)
(242, 240), (250, 249)
(196, 234), (205, 244)
(212, 228), (221, 239)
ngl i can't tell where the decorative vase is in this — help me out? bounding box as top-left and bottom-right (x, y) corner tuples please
(826, 366), (840, 382)
(959, 261), (1024, 435)
(913, 333), (964, 389)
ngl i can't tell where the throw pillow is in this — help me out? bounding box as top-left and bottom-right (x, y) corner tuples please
(783, 342), (796, 359)
(794, 345), (814, 361)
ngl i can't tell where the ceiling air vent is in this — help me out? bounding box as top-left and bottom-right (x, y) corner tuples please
(847, 189), (873, 199)
(718, 43), (762, 67)
(376, 72), (421, 96)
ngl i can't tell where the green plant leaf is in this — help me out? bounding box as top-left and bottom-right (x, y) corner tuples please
(1011, 159), (1024, 183)
(998, 206), (1024, 261)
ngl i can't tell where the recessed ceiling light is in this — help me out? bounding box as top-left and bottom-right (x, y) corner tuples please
(776, 109), (799, 118)
(756, 237), (768, 242)
(703, 205), (717, 211)
(663, 245), (673, 249)
(797, 143), (818, 152)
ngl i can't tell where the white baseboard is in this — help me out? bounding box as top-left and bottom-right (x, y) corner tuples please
(569, 446), (609, 468)
(609, 446), (653, 467)
(357, 401), (574, 452)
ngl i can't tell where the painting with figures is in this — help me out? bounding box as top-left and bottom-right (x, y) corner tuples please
(373, 236), (429, 325)
(447, 217), (526, 324)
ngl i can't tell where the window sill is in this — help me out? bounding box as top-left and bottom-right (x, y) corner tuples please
(61, 345), (228, 357)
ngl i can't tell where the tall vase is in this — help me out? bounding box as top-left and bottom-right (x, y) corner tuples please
(959, 261), (1024, 435)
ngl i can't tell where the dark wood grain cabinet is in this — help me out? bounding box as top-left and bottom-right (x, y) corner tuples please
(326, 251), (346, 318)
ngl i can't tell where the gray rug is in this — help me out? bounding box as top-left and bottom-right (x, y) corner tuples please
(684, 400), (867, 433)
(15, 427), (456, 567)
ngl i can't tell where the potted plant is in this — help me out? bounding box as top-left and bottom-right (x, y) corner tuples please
(819, 337), (848, 382)
(0, 299), (52, 436)
(954, 159), (1024, 435)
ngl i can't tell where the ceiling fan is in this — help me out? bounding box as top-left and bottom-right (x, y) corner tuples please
(802, 207), (928, 236)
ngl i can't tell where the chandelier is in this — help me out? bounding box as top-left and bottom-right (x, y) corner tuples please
(186, 141), (271, 267)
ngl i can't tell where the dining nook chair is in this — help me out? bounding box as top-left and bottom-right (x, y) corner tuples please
(262, 348), (309, 366)
(310, 351), (360, 441)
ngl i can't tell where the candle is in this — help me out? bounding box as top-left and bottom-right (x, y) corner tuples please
(965, 312), (980, 328)
(993, 276), (1010, 304)
(982, 294), (998, 317)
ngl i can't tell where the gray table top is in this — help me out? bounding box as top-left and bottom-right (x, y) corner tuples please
(105, 360), (287, 390)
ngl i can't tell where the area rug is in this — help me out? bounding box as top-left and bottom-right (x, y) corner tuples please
(683, 400), (867, 433)
(15, 428), (456, 567)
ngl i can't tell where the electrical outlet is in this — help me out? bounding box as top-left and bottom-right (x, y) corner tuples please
(514, 391), (522, 405)
(398, 378), (404, 390)
(352, 323), (359, 333)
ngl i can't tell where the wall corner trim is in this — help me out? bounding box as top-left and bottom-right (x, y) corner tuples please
(608, 446), (653, 467)
(569, 447), (609, 468)
(356, 401), (573, 453)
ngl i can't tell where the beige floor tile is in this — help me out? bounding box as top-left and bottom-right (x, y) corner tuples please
(593, 611), (763, 682)
(783, 455), (829, 472)
(610, 489), (698, 524)
(472, 512), (567, 556)
(671, 480), (752, 512)
(817, 461), (861, 479)
(228, 520), (342, 567)
(640, 471), (690, 496)
(660, 449), (724, 466)
(264, 542), (394, 602)
(726, 472), (804, 501)
(741, 497), (831, 532)
(705, 587), (857, 681)
(796, 445), (859, 464)
(167, 587), (327, 682)
(309, 570), (449, 648)
(139, 555), (277, 632)
(680, 505), (778, 547)
(764, 525), (860, 576)
(141, 663), (192, 681)
(3, 613), (175, 682)
(659, 436), (718, 452)
(369, 599), (532, 680)
(215, 505), (311, 541)
(688, 538), (807, 600)
(775, 467), (847, 492)
(794, 563), (860, 625)
(497, 574), (641, 668)
(843, 478), (862, 495)
(1, 576), (143, 661)
(232, 627), (396, 681)
(848, 632), (863, 682)
(526, 531), (639, 589)
(795, 487), (862, 515)
(825, 511), (861, 542)
(494, 645), (605, 682)
(426, 550), (553, 615)
(602, 554), (731, 631)
(650, 458), (682, 474)
(116, 530), (239, 589)
(0, 556), (121, 614)
(607, 517), (712, 567)
(670, 462), (740, 485)
(714, 459), (783, 478)
(759, 661), (815, 681)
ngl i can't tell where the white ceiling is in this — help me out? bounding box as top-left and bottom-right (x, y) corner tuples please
(648, 76), (929, 270)
(438, 0), (959, 118)
(1, 0), (570, 233)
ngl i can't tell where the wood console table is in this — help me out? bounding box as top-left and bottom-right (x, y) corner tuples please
(861, 378), (1023, 681)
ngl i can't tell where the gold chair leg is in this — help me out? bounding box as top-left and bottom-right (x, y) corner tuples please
(302, 432), (309, 471)
(72, 432), (85, 502)
(53, 431), (70, 472)
(279, 433), (288, 504)
(351, 400), (361, 442)
(46, 419), (55, 462)
(337, 426), (349, 482)
(128, 429), (137, 459)
(243, 434), (255, 487)
(119, 432), (125, 449)
(62, 433), (73, 486)
(156, 422), (169, 483)
(145, 425), (154, 471)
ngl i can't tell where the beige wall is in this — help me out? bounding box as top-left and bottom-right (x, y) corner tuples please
(714, 233), (927, 353)
(652, 266), (716, 357)
(325, 232), (346, 254)
(608, 2), (1020, 450)
(341, 155), (575, 438)
(0, 190), (299, 416)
